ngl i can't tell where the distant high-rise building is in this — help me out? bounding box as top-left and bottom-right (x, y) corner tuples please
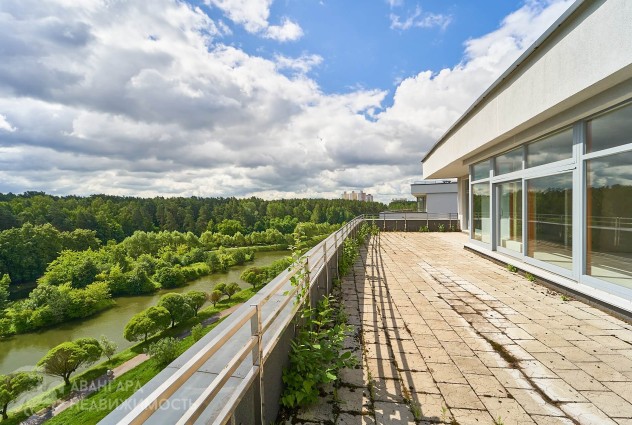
(342, 190), (373, 202)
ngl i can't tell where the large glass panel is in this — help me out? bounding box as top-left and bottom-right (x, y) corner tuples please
(586, 151), (632, 288)
(495, 147), (523, 175)
(526, 128), (573, 168)
(464, 179), (470, 230)
(586, 102), (632, 153)
(472, 183), (491, 243)
(417, 195), (427, 213)
(498, 181), (522, 253)
(527, 173), (573, 270)
(472, 161), (490, 181)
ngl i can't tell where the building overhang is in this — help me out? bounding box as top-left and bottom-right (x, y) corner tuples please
(421, 0), (632, 179)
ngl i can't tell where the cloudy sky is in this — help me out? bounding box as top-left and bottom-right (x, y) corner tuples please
(0, 0), (573, 202)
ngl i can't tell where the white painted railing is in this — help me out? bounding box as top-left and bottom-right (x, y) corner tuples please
(100, 216), (366, 425)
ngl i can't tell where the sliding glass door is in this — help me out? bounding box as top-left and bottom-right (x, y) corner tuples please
(497, 181), (522, 253)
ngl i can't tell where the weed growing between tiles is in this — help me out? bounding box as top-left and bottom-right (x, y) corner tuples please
(277, 223), (378, 422)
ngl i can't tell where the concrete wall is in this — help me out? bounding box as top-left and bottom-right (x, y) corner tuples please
(411, 182), (457, 195)
(427, 192), (457, 214)
(423, 0), (632, 179)
(376, 219), (460, 232)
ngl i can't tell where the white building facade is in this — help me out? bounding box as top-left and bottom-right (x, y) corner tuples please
(422, 0), (632, 310)
(410, 181), (458, 214)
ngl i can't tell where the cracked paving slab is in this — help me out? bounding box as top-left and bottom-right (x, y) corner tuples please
(353, 232), (632, 425)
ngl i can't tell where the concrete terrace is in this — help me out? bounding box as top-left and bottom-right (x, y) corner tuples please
(290, 232), (632, 425)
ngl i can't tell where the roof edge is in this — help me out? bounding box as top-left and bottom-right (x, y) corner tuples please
(421, 0), (587, 163)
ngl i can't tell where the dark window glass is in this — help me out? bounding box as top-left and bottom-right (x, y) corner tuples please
(495, 147), (523, 175)
(586, 103), (632, 153)
(498, 181), (522, 253)
(472, 161), (490, 181)
(527, 173), (573, 270)
(472, 183), (490, 243)
(526, 128), (573, 168)
(586, 151), (632, 288)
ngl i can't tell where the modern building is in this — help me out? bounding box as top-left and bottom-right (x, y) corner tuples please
(342, 190), (373, 202)
(421, 0), (632, 311)
(410, 180), (458, 214)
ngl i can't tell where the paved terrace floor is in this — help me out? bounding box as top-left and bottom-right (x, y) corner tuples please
(290, 232), (632, 425)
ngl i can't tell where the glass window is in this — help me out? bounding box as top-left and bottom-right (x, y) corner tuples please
(464, 179), (470, 230)
(472, 183), (491, 243)
(527, 173), (573, 270)
(495, 147), (523, 175)
(417, 195), (427, 213)
(472, 161), (490, 181)
(586, 151), (632, 289)
(498, 181), (522, 253)
(526, 128), (573, 168)
(586, 103), (632, 153)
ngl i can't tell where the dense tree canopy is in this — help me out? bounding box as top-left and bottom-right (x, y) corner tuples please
(0, 192), (384, 240)
(0, 192), (384, 335)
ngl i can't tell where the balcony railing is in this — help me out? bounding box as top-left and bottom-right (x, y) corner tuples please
(100, 216), (365, 425)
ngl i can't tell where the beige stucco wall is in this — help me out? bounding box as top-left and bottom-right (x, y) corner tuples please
(422, 0), (632, 179)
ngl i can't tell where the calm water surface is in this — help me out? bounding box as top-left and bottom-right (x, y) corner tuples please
(0, 251), (288, 401)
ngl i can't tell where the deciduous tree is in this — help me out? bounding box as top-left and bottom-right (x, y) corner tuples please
(0, 372), (42, 420)
(158, 293), (194, 328)
(37, 338), (102, 385)
(123, 306), (170, 342)
(185, 291), (206, 316)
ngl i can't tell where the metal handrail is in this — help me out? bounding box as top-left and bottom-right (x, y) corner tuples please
(110, 215), (366, 425)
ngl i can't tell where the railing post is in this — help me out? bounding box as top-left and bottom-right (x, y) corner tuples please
(250, 304), (264, 424)
(323, 241), (329, 293)
(334, 231), (339, 280)
(404, 211), (407, 232)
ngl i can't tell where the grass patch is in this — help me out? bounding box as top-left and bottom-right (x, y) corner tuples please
(44, 319), (224, 425)
(481, 335), (519, 368)
(5, 288), (255, 423)
(45, 357), (162, 425)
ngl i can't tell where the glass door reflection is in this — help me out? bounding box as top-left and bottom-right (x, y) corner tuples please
(498, 181), (522, 253)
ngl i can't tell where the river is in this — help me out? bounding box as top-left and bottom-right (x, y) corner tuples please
(0, 251), (288, 395)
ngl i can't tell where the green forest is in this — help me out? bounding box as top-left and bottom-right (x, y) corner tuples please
(0, 193), (384, 336)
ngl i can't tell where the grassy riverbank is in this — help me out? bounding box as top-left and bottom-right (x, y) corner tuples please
(4, 287), (256, 425)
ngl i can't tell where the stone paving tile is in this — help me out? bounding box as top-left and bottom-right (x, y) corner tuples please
(371, 378), (404, 403)
(336, 413), (375, 425)
(555, 369), (608, 392)
(451, 355), (491, 376)
(530, 416), (575, 424)
(481, 397), (535, 424)
(465, 373), (509, 398)
(519, 360), (558, 379)
(351, 233), (632, 425)
(336, 386), (370, 413)
(506, 388), (565, 417)
(427, 362), (468, 384)
(365, 358), (398, 380)
(581, 390), (632, 418)
(410, 392), (447, 422)
(560, 402), (618, 425)
(450, 408), (494, 424)
(437, 382), (485, 410)
(399, 371), (435, 393)
(373, 402), (416, 424)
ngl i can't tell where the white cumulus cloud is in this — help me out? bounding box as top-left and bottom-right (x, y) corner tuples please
(390, 5), (452, 31)
(205, 0), (302, 41)
(0, 114), (16, 132)
(0, 0), (573, 201)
